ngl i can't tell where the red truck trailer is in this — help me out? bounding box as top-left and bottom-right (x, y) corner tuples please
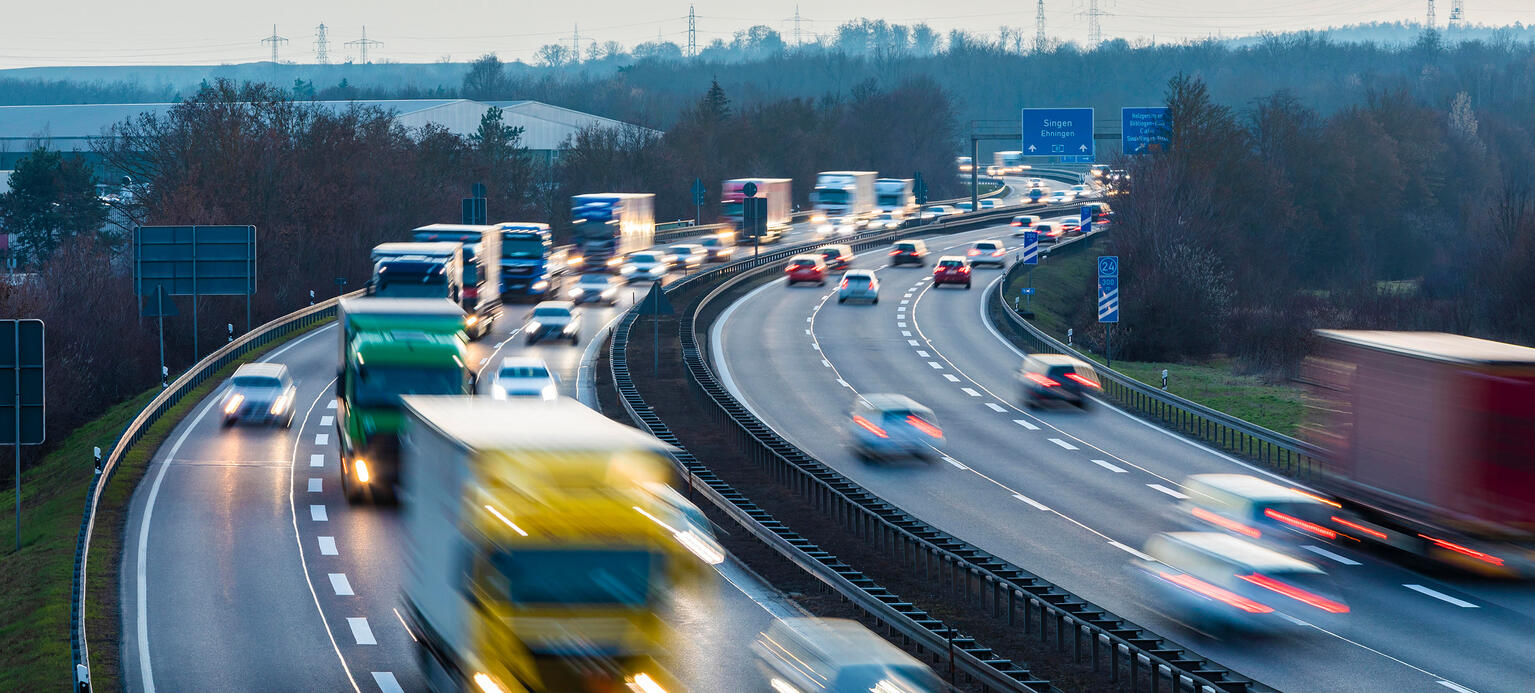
(1304, 330), (1535, 576)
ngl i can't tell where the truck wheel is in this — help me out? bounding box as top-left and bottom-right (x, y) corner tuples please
(872, 297), (879, 304)
(571, 334), (580, 346)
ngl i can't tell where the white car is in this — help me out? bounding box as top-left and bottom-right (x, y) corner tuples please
(871, 211), (903, 230)
(978, 198), (1001, 210)
(524, 301), (582, 345)
(221, 363), (297, 428)
(619, 251), (669, 282)
(666, 243), (708, 270)
(1047, 190), (1076, 204)
(1010, 214), (1040, 235)
(566, 273), (620, 305)
(922, 205), (955, 220)
(1071, 184), (1091, 197)
(837, 269), (880, 304)
(490, 357), (558, 400)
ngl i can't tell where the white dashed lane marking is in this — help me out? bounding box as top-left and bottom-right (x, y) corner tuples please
(984, 403), (1007, 412)
(942, 374), (960, 382)
(318, 536), (338, 556)
(307, 477), (322, 492)
(916, 350), (930, 357)
(314, 433), (329, 446)
(1049, 438), (1078, 451)
(328, 573), (354, 596)
(373, 672), (405, 693)
(961, 388), (982, 397)
(310, 505), (328, 521)
(943, 457), (967, 470)
(1013, 419), (1039, 431)
(1091, 459), (1127, 473)
(319, 416), (333, 427)
(1404, 584), (1478, 608)
(907, 339), (920, 346)
(1147, 484), (1189, 499)
(309, 454), (325, 468)
(821, 359), (831, 367)
(1304, 545), (1361, 566)
(326, 400), (337, 409)
(1110, 541), (1154, 561)
(901, 330), (912, 336)
(347, 617), (377, 645)
(927, 362), (943, 369)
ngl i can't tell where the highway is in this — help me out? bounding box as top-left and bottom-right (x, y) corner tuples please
(711, 213), (1535, 692)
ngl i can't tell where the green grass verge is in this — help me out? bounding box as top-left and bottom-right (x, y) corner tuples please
(0, 320), (328, 692)
(1004, 242), (1306, 436)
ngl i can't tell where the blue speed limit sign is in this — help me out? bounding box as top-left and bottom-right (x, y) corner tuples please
(1098, 256), (1118, 278)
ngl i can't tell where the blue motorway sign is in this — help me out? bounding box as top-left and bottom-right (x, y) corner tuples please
(1121, 106), (1170, 154)
(1098, 255), (1119, 278)
(1080, 206), (1093, 234)
(1021, 231), (1039, 265)
(1022, 108), (1094, 157)
(1098, 255), (1120, 323)
(1060, 155), (1096, 164)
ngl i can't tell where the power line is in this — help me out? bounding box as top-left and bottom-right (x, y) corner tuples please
(314, 23), (330, 64)
(260, 24), (288, 65)
(687, 5), (698, 58)
(346, 25), (383, 64)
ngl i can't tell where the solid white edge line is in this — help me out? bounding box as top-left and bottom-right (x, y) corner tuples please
(1302, 544), (1362, 566)
(1437, 680), (1478, 693)
(1109, 540), (1154, 561)
(1013, 493), (1051, 511)
(943, 456), (967, 469)
(1403, 584), (1479, 608)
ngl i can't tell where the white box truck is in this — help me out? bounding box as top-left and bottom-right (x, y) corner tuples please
(721, 177), (792, 243)
(874, 178), (917, 216)
(811, 171), (876, 223)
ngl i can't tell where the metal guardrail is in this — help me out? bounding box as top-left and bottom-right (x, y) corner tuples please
(610, 208), (1266, 693)
(69, 290), (362, 690)
(987, 236), (1324, 480)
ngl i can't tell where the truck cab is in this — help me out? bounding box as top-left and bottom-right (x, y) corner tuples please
(369, 242), (465, 303)
(410, 225), (503, 339)
(495, 222), (563, 299)
(571, 194), (656, 272)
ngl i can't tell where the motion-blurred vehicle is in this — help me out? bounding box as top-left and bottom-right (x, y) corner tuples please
(1133, 532), (1348, 634)
(967, 240), (1007, 268)
(401, 397), (720, 693)
(817, 244), (855, 271)
(698, 234), (735, 262)
(1034, 221), (1066, 243)
(1071, 183), (1091, 197)
(566, 273), (621, 305)
(571, 193), (655, 271)
(813, 171), (877, 220)
(1303, 330), (1535, 576)
(889, 239), (928, 266)
(490, 357), (558, 401)
(837, 270), (880, 304)
(221, 363), (297, 428)
(875, 178), (918, 217)
(665, 243), (708, 270)
(932, 256), (972, 288)
(524, 301), (582, 345)
(619, 251), (669, 283)
(849, 394), (944, 462)
(1019, 354), (1101, 409)
(753, 617), (946, 693)
(722, 178), (793, 244)
(1090, 164), (1110, 178)
(978, 198), (1001, 210)
(1175, 474), (1340, 546)
(827, 214), (867, 236)
(785, 254), (829, 286)
(1010, 214), (1040, 235)
(871, 211), (904, 230)
(1081, 202), (1114, 225)
(1059, 219), (1083, 237)
(1027, 177), (1045, 187)
(955, 201), (974, 212)
(1026, 188), (1047, 204)
(922, 205), (956, 220)
(1048, 190), (1076, 204)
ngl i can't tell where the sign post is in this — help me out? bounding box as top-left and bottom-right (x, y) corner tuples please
(461, 182), (488, 225)
(1022, 108), (1095, 158)
(1, 319), (45, 552)
(1097, 256), (1120, 367)
(691, 178), (706, 227)
(1080, 205), (1094, 235)
(1020, 230), (1039, 317)
(134, 225), (257, 363)
(1121, 107), (1170, 154)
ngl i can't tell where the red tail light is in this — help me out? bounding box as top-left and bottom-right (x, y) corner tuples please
(1238, 573), (1349, 613)
(1047, 230), (1063, 237)
(1192, 507), (1261, 539)
(839, 279), (849, 289)
(1063, 373), (1100, 389)
(889, 250), (900, 255)
(785, 265), (796, 273)
(992, 250), (1004, 256)
(1419, 534), (1506, 567)
(853, 415), (888, 438)
(1264, 509), (1337, 540)
(1331, 516), (1386, 541)
(1161, 572), (1274, 613)
(906, 415), (943, 438)
(1025, 372), (1060, 387)
(1011, 221), (1023, 226)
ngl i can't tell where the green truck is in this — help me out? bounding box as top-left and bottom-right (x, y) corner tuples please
(336, 297), (474, 503)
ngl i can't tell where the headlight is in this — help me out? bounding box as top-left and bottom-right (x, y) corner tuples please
(473, 673), (508, 693)
(620, 265), (636, 274)
(491, 385), (508, 400)
(568, 256), (584, 267)
(224, 393), (244, 414)
(606, 257), (623, 267)
(465, 315), (479, 327)
(532, 280), (549, 291)
(354, 459), (371, 484)
(526, 320), (542, 332)
(567, 287), (583, 297)
(270, 392), (290, 415)
(539, 383), (557, 401)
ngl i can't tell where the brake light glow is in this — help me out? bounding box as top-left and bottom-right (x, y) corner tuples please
(853, 415), (888, 438)
(1063, 373), (1100, 389)
(1160, 572), (1273, 613)
(906, 415), (943, 438)
(1011, 221), (1022, 226)
(1192, 507), (1261, 538)
(1331, 516), (1387, 541)
(1047, 229), (1064, 237)
(889, 250), (900, 255)
(992, 250), (1005, 256)
(1419, 534), (1506, 567)
(1025, 372), (1060, 387)
(1238, 573), (1349, 613)
(1264, 509), (1337, 540)
(839, 279), (849, 289)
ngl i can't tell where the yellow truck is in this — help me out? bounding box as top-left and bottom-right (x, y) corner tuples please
(399, 396), (723, 693)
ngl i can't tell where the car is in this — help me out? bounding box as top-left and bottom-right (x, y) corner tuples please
(1027, 177), (1045, 187)
(1133, 532), (1348, 634)
(785, 254), (828, 286)
(921, 205), (955, 220)
(698, 235), (735, 262)
(221, 363), (297, 428)
(816, 244), (855, 271)
(1090, 164), (1110, 178)
(1081, 202), (1113, 224)
(618, 251), (669, 283)
(967, 240), (1006, 268)
(524, 301), (582, 345)
(753, 618), (946, 693)
(837, 269), (880, 304)
(829, 215), (867, 236)
(932, 256), (972, 288)
(490, 357), (558, 400)
(1010, 214), (1040, 235)
(1019, 354), (1100, 408)
(1060, 219), (1083, 237)
(1048, 190), (1076, 204)
(1174, 474), (1341, 546)
(955, 201), (974, 212)
(848, 394), (944, 461)
(978, 198), (1001, 210)
(871, 211), (903, 230)
(1071, 183), (1091, 197)
(666, 243), (708, 270)
(1034, 221), (1066, 243)
(566, 273), (621, 305)
(888, 239), (928, 266)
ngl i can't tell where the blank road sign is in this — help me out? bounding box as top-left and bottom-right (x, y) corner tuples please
(0, 320), (45, 445)
(134, 225), (257, 297)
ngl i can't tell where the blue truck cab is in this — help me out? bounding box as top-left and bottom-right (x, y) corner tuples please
(494, 222), (564, 299)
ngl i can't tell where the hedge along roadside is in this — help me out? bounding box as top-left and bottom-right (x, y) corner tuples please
(70, 291), (362, 690)
(985, 235), (1325, 480)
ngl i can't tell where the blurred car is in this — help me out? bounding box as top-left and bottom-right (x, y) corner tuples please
(221, 363), (297, 428)
(978, 198), (1001, 210)
(967, 240), (1006, 268)
(837, 269), (880, 304)
(1176, 474), (1341, 546)
(849, 394), (944, 461)
(871, 211), (904, 230)
(785, 254), (828, 286)
(1048, 190), (1076, 204)
(1019, 354), (1101, 409)
(1027, 177), (1045, 187)
(566, 273), (621, 305)
(1026, 188), (1047, 204)
(955, 201), (974, 212)
(523, 301), (582, 345)
(1060, 219), (1083, 237)
(1134, 531), (1348, 634)
(490, 356), (558, 401)
(619, 251), (669, 283)
(889, 239), (928, 266)
(1034, 221), (1066, 243)
(753, 618), (946, 693)
(1090, 164), (1110, 178)
(1082, 202), (1114, 224)
(932, 256), (972, 288)
(824, 214), (867, 236)
(698, 235), (735, 262)
(1010, 214), (1040, 235)
(922, 205), (956, 220)
(666, 243), (708, 270)
(817, 244), (855, 271)
(1071, 183), (1091, 197)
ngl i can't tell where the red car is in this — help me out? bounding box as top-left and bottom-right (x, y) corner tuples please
(785, 255), (828, 286)
(932, 256), (972, 289)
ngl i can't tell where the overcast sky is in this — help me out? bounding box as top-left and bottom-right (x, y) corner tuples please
(2, 0), (1532, 69)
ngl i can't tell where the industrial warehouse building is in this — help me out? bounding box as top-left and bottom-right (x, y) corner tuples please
(0, 99), (657, 171)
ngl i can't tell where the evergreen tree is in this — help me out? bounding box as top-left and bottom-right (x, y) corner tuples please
(0, 146), (109, 266)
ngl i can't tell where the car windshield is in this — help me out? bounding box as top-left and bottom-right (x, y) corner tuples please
(489, 549), (655, 606)
(976, 243), (999, 250)
(577, 275), (611, 286)
(232, 375), (282, 388)
(669, 247), (692, 255)
(353, 366), (462, 407)
(533, 306), (571, 318)
(630, 253), (660, 263)
(896, 243), (917, 251)
(792, 260), (817, 267)
(499, 366), (549, 379)
(700, 238), (721, 247)
(939, 260), (964, 268)
(819, 249), (840, 257)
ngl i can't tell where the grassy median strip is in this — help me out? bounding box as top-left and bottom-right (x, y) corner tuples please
(0, 320), (327, 692)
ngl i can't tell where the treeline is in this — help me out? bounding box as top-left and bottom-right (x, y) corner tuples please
(1104, 73), (1535, 372)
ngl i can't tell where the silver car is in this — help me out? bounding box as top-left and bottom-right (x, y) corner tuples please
(523, 301), (582, 345)
(849, 394), (944, 461)
(566, 273), (620, 305)
(837, 270), (880, 304)
(754, 618), (945, 693)
(490, 357), (558, 400)
(619, 251), (669, 283)
(221, 363), (297, 428)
